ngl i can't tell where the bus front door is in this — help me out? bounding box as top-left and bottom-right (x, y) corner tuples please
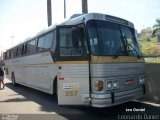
(56, 26), (90, 106)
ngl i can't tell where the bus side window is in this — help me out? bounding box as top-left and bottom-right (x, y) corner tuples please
(37, 31), (53, 52)
(19, 45), (23, 56)
(44, 32), (53, 49)
(10, 48), (17, 58)
(71, 28), (83, 56)
(59, 27), (82, 57)
(17, 45), (22, 57)
(22, 43), (26, 55)
(26, 39), (36, 54)
(9, 51), (11, 59)
(59, 28), (72, 57)
(6, 51), (9, 59)
(50, 30), (56, 54)
(37, 36), (45, 51)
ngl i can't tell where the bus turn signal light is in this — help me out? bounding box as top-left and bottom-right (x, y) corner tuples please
(95, 80), (104, 91)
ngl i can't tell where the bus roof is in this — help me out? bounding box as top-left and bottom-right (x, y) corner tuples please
(63, 13), (134, 28)
(8, 13), (134, 50)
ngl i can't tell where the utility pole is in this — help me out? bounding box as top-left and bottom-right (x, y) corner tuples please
(47, 0), (52, 26)
(64, 0), (66, 18)
(82, 0), (88, 14)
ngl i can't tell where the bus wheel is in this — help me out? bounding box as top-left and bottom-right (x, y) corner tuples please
(11, 72), (17, 87)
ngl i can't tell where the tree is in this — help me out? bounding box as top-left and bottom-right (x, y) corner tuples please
(153, 19), (160, 36)
(153, 19), (160, 29)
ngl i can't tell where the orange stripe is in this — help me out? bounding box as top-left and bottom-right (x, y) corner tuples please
(91, 56), (144, 63)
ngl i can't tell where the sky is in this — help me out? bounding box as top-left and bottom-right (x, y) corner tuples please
(0, 0), (159, 50)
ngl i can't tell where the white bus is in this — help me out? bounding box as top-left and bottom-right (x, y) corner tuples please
(4, 13), (145, 107)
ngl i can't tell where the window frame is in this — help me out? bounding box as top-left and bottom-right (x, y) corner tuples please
(5, 30), (56, 60)
(25, 38), (37, 55)
(56, 25), (88, 61)
(37, 31), (54, 52)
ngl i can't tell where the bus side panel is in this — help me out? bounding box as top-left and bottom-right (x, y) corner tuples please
(5, 52), (58, 94)
(57, 63), (90, 105)
(21, 52), (57, 93)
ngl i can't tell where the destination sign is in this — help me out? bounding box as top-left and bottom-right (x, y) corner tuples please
(89, 13), (134, 28)
(105, 15), (128, 25)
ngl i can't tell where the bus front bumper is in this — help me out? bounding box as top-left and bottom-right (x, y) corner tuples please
(91, 86), (145, 108)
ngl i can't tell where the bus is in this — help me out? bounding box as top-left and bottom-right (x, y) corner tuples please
(4, 13), (145, 107)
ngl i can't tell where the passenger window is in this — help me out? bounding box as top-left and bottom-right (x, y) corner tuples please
(11, 48), (17, 58)
(37, 31), (53, 51)
(37, 36), (45, 51)
(17, 45), (23, 56)
(51, 30), (56, 51)
(22, 44), (26, 55)
(59, 27), (85, 59)
(44, 32), (53, 49)
(26, 39), (36, 54)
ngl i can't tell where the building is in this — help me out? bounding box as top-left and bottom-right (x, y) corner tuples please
(141, 27), (153, 38)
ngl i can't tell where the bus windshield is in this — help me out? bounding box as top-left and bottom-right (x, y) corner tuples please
(86, 20), (142, 57)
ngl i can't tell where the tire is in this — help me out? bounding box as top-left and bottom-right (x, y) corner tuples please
(11, 72), (17, 87)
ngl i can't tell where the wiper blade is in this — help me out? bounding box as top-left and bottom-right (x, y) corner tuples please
(127, 43), (141, 59)
(123, 36), (141, 59)
(113, 47), (121, 59)
(113, 55), (119, 59)
(113, 47), (127, 59)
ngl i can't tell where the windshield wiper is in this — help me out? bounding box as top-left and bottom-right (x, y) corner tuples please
(113, 36), (128, 59)
(127, 43), (141, 59)
(123, 36), (141, 59)
(113, 47), (123, 59)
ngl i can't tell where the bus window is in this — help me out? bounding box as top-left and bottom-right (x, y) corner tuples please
(26, 39), (36, 54)
(44, 32), (53, 49)
(37, 36), (45, 51)
(21, 43), (26, 55)
(11, 48), (17, 58)
(51, 30), (56, 51)
(37, 31), (53, 51)
(58, 26), (86, 60)
(17, 45), (23, 56)
(6, 51), (9, 59)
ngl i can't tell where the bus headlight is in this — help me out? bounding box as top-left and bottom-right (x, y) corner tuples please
(113, 81), (119, 89)
(106, 81), (119, 90)
(139, 76), (145, 85)
(94, 80), (104, 91)
(107, 81), (112, 90)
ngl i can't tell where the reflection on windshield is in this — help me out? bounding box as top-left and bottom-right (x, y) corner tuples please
(87, 20), (142, 57)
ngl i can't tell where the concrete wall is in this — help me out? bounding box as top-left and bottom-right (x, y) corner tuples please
(145, 63), (160, 102)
